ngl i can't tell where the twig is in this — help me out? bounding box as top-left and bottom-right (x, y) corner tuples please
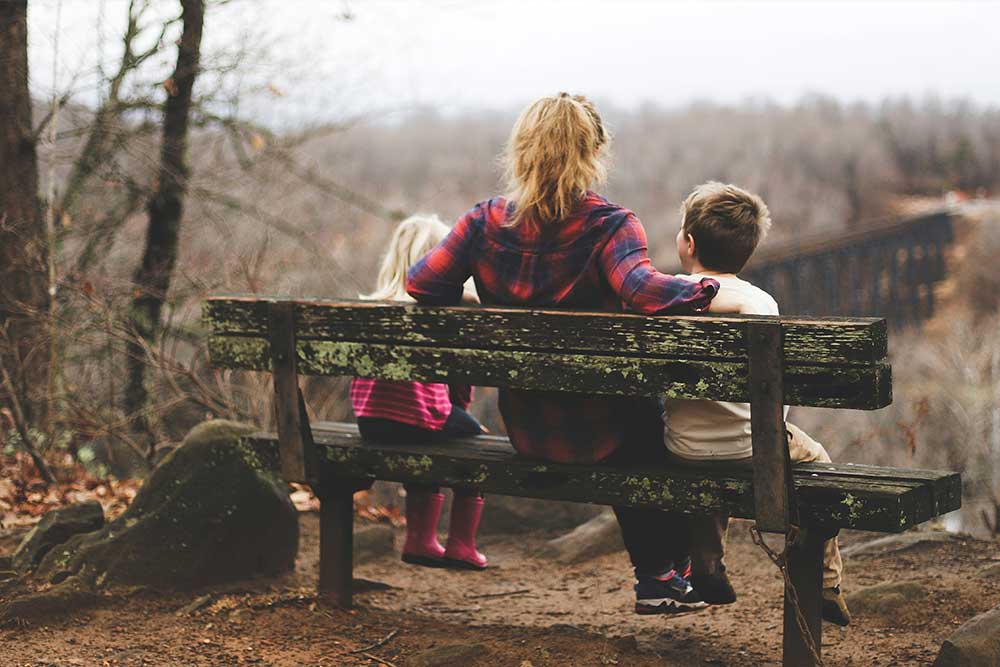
(347, 629), (399, 654)
(360, 652), (397, 667)
(465, 588), (531, 600)
(0, 352), (57, 485)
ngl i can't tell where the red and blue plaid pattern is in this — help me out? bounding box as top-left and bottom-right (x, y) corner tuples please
(406, 192), (719, 463)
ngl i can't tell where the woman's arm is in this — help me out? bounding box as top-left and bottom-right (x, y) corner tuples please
(406, 206), (480, 305)
(599, 214), (718, 314)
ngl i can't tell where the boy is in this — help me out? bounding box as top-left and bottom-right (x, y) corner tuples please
(665, 182), (851, 626)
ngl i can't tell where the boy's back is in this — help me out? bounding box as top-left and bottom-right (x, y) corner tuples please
(662, 273), (785, 460)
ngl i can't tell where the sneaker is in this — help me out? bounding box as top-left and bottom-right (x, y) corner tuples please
(634, 570), (708, 615)
(822, 586), (851, 626)
(689, 568), (737, 605)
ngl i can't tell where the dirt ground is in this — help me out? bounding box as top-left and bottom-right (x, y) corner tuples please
(2, 513), (999, 667)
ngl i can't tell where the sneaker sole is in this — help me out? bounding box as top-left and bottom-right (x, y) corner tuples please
(634, 600), (709, 616)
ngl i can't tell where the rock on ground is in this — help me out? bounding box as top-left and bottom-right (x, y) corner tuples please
(845, 580), (928, 619)
(841, 531), (958, 557)
(35, 420), (298, 590)
(935, 604), (1000, 666)
(11, 500), (104, 574)
(534, 510), (624, 564)
(354, 523), (396, 562)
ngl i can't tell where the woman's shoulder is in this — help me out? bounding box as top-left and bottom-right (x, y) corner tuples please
(457, 197), (513, 229)
(581, 191), (638, 223)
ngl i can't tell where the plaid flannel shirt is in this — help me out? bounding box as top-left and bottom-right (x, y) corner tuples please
(406, 192), (719, 464)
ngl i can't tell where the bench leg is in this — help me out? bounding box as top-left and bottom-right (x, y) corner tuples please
(783, 526), (825, 667)
(318, 484), (354, 608)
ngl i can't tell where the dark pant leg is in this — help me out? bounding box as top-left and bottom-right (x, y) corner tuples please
(439, 407), (485, 497)
(439, 406), (484, 436)
(662, 450), (748, 576)
(606, 398), (694, 576)
(356, 417), (440, 494)
(357, 409), (485, 496)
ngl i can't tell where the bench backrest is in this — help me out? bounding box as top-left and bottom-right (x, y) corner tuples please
(205, 297), (891, 410)
(206, 295), (892, 532)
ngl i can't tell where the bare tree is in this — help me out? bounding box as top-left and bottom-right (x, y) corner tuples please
(0, 0), (50, 428)
(124, 0), (205, 456)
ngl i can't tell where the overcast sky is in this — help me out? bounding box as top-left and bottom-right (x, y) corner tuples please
(27, 0), (1000, 124)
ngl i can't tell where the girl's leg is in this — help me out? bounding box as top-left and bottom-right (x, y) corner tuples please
(436, 407), (488, 568)
(402, 487), (446, 566)
(439, 406), (486, 438)
(357, 418), (446, 565)
(444, 493), (488, 569)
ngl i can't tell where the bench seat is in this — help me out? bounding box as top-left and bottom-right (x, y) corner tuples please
(246, 421), (961, 534)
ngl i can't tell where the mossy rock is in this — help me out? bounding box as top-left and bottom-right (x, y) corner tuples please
(36, 420), (298, 590)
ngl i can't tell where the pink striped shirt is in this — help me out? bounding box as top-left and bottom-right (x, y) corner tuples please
(350, 378), (473, 431)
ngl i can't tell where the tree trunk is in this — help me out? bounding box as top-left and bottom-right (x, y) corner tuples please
(124, 0), (205, 457)
(0, 0), (50, 427)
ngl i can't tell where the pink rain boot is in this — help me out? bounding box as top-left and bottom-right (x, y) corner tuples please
(402, 491), (446, 567)
(443, 495), (488, 570)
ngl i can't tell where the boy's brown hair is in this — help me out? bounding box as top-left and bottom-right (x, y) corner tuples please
(680, 182), (772, 273)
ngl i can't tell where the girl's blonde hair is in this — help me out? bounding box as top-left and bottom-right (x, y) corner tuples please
(363, 214), (452, 302)
(501, 93), (609, 228)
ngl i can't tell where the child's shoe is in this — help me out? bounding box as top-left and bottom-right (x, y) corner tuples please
(689, 566), (737, 605)
(443, 495), (488, 570)
(634, 569), (708, 615)
(402, 491), (446, 567)
(822, 586), (851, 626)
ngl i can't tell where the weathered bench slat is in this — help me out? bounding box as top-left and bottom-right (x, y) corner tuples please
(796, 461), (962, 518)
(205, 297), (888, 366)
(208, 336), (892, 409)
(304, 427), (955, 526)
(245, 424), (960, 533)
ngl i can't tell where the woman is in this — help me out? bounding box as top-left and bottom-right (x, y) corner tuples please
(406, 93), (718, 614)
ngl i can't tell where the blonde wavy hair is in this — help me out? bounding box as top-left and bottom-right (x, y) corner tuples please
(363, 214), (453, 302)
(501, 93), (609, 228)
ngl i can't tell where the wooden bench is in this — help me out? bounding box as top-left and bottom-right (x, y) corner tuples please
(205, 296), (961, 667)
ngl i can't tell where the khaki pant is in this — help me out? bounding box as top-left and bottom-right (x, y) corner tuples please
(678, 423), (844, 589)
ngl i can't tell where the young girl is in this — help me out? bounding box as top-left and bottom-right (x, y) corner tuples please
(351, 214), (489, 570)
(405, 94), (720, 614)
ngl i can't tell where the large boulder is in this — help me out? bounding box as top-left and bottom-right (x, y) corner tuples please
(11, 500), (104, 574)
(844, 580), (928, 620)
(841, 531), (958, 557)
(534, 510), (624, 564)
(36, 420), (298, 590)
(935, 605), (1000, 666)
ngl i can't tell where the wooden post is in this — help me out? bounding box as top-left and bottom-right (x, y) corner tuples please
(747, 321), (818, 665)
(268, 301), (316, 483)
(317, 484), (355, 608)
(747, 321), (795, 533)
(783, 525), (828, 667)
